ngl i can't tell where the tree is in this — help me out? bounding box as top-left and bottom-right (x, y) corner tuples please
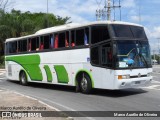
(0, 9), (71, 57)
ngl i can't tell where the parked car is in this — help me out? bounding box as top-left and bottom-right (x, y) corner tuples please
(152, 59), (158, 64)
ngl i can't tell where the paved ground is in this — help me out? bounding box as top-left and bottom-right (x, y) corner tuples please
(0, 66), (160, 120)
(0, 88), (71, 120)
(0, 69), (71, 120)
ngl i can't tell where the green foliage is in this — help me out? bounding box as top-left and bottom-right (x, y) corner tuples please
(0, 55), (4, 64)
(0, 9), (70, 39)
(151, 54), (160, 60)
(0, 56), (4, 68)
(151, 54), (160, 63)
(0, 9), (71, 62)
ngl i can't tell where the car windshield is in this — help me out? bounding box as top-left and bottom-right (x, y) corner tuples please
(116, 40), (152, 69)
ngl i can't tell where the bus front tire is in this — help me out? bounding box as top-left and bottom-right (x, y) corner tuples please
(20, 71), (28, 86)
(79, 73), (92, 94)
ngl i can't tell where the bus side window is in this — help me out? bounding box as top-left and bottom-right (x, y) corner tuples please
(101, 44), (112, 67)
(84, 27), (89, 45)
(50, 34), (54, 49)
(54, 34), (58, 48)
(59, 32), (65, 48)
(22, 39), (27, 52)
(28, 39), (31, 51)
(76, 29), (84, 46)
(40, 37), (44, 50)
(32, 37), (39, 51)
(65, 31), (69, 47)
(18, 41), (21, 53)
(71, 30), (75, 47)
(44, 35), (50, 49)
(18, 39), (27, 52)
(9, 41), (17, 54)
(91, 47), (99, 65)
(91, 26), (110, 44)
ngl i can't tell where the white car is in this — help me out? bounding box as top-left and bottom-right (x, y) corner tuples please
(152, 59), (158, 64)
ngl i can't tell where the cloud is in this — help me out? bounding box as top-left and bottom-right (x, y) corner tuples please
(130, 15), (140, 22)
(51, 0), (96, 23)
(8, 0), (96, 23)
(144, 26), (160, 51)
(121, 0), (136, 8)
(150, 26), (160, 38)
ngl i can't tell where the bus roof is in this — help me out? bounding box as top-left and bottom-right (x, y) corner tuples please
(5, 21), (143, 42)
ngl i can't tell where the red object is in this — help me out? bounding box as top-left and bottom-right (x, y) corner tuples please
(65, 39), (69, 47)
(72, 43), (75, 47)
(54, 35), (58, 48)
(40, 44), (44, 50)
(108, 51), (112, 61)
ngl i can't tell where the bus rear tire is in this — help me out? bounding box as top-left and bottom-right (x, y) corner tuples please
(20, 71), (28, 86)
(79, 73), (92, 94)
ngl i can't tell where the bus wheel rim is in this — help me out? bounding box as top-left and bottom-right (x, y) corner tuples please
(81, 78), (88, 91)
(21, 73), (26, 84)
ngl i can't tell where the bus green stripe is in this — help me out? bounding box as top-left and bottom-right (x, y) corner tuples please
(5, 55), (43, 81)
(54, 65), (69, 84)
(44, 65), (53, 82)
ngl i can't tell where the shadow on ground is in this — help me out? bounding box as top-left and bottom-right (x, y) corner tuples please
(7, 80), (148, 98)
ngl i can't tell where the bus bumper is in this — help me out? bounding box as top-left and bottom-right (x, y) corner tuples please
(115, 76), (152, 89)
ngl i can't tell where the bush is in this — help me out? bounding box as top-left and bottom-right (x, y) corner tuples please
(0, 56), (4, 64)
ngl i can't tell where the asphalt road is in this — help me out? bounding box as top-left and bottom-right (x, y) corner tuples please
(0, 66), (160, 120)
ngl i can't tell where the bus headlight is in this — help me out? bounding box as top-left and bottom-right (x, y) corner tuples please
(118, 75), (130, 80)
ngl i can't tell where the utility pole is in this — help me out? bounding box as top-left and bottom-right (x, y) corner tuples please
(95, 0), (121, 21)
(107, 0), (111, 21)
(157, 38), (160, 64)
(138, 0), (141, 24)
(153, 50), (156, 65)
(103, 0), (107, 20)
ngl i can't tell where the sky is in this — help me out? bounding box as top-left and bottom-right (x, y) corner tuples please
(5, 0), (160, 53)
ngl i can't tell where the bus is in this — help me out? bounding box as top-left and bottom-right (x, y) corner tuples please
(5, 21), (153, 94)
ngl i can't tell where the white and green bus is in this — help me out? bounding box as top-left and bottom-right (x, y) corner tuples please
(5, 21), (152, 93)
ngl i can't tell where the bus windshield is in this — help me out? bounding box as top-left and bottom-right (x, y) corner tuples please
(115, 40), (152, 69)
(112, 24), (147, 39)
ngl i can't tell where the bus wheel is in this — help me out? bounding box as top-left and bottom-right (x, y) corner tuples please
(20, 71), (28, 86)
(80, 73), (92, 94)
